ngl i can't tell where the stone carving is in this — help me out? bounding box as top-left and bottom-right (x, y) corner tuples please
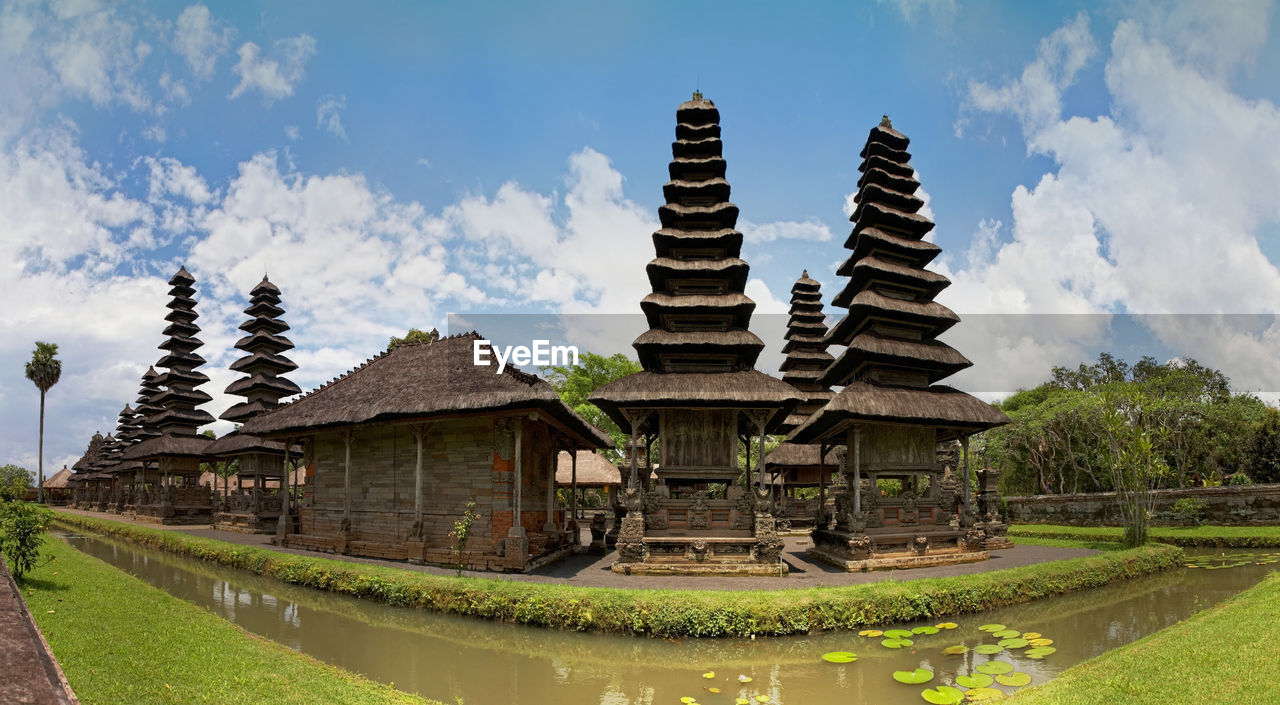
(753, 514), (784, 564)
(689, 538), (709, 561)
(753, 487), (774, 516)
(689, 490), (710, 529)
(899, 489), (919, 526)
(912, 534), (930, 555)
(616, 515), (647, 563)
(643, 490), (667, 530)
(730, 487), (754, 530)
(961, 527), (986, 552)
(845, 534), (873, 557)
(937, 472), (960, 524)
(861, 480), (882, 528)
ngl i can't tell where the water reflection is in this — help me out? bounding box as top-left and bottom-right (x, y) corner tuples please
(61, 534), (1273, 704)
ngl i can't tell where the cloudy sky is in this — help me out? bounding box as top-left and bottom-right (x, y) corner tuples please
(5, 0), (1280, 474)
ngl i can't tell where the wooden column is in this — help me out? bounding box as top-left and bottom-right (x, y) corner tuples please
(570, 449), (578, 531)
(628, 414), (639, 490)
(853, 426), (862, 515)
(543, 433), (558, 533)
(962, 434), (971, 515)
(343, 431), (353, 528)
(276, 440), (292, 536)
(412, 424), (427, 530)
(512, 420), (524, 534)
(818, 442), (828, 525)
(755, 414), (767, 492)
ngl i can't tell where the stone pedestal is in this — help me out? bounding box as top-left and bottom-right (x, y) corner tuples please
(615, 513), (647, 564)
(503, 527), (529, 571)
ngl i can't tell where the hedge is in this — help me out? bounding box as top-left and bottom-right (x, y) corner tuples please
(1009, 523), (1280, 548)
(54, 513), (1182, 638)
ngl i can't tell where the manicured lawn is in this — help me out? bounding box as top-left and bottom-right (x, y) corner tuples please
(1010, 524), (1280, 547)
(22, 537), (438, 705)
(1007, 571), (1280, 704)
(54, 513), (1182, 638)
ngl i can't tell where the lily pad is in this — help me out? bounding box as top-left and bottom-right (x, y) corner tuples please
(893, 668), (935, 685)
(681, 698), (697, 704)
(859, 629), (884, 637)
(882, 637), (915, 649)
(992, 629), (1020, 639)
(737, 675), (753, 683)
(955, 673), (994, 689)
(1025, 646), (1057, 659)
(995, 672), (1032, 687)
(942, 645), (970, 655)
(921, 685), (966, 704)
(736, 700), (749, 705)
(702, 672), (715, 679)
(885, 629), (915, 639)
(976, 661), (1014, 676)
(977, 623), (1005, 633)
(708, 688), (721, 694)
(974, 644), (1004, 655)
(964, 686), (1004, 701)
(1020, 632), (1042, 640)
(936, 622), (959, 630)
(997, 638), (1028, 649)
(755, 697), (770, 703)
(913, 625), (941, 635)
(1028, 638), (1054, 647)
(821, 651), (858, 663)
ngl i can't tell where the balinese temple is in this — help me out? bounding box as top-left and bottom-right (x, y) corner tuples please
(590, 93), (801, 576)
(105, 404), (141, 513)
(763, 272), (839, 532)
(69, 431), (104, 508)
(790, 117), (1010, 571)
(42, 466), (73, 505)
(240, 332), (611, 571)
(207, 276), (302, 534)
(121, 266), (216, 524)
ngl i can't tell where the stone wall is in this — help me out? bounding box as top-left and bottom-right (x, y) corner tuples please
(293, 415), (565, 568)
(1006, 484), (1280, 526)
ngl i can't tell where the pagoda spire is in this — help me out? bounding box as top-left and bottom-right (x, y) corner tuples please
(132, 367), (163, 442)
(634, 91), (763, 372)
(776, 272), (834, 434)
(820, 120), (972, 389)
(114, 404), (140, 445)
(147, 267), (215, 435)
(221, 276), (301, 422)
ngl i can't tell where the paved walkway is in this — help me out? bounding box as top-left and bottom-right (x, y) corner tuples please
(0, 557), (78, 705)
(54, 508), (1096, 591)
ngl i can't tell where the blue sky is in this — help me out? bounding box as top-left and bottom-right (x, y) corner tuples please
(4, 0), (1280, 473)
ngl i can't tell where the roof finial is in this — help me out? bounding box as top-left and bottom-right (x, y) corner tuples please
(802, 269), (809, 278)
(692, 89), (703, 101)
(881, 114), (893, 129)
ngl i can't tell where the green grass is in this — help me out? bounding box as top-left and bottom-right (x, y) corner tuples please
(22, 537), (439, 705)
(1007, 570), (1280, 704)
(54, 512), (1183, 638)
(1010, 524), (1280, 547)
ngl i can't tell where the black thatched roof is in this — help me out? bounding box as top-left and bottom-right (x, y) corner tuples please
(555, 450), (622, 487)
(205, 430), (296, 458)
(120, 433), (214, 461)
(788, 381), (1009, 444)
(590, 369), (802, 434)
(239, 332), (610, 448)
(764, 442), (844, 469)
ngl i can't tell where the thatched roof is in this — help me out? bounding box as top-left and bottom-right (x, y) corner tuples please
(555, 451), (622, 487)
(120, 433), (213, 461)
(205, 430), (296, 458)
(590, 370), (802, 433)
(765, 442), (844, 470)
(789, 382), (1009, 444)
(43, 467), (72, 489)
(239, 332), (610, 448)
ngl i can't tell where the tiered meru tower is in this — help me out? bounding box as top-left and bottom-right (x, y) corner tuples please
(791, 117), (1009, 571)
(763, 272), (839, 532)
(207, 275), (302, 534)
(591, 93), (800, 576)
(122, 266), (216, 524)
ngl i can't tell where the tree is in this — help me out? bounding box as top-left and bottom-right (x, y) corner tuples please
(1243, 407), (1280, 483)
(0, 465), (34, 502)
(1099, 387), (1169, 547)
(24, 342), (61, 504)
(540, 352), (641, 461)
(388, 328), (440, 351)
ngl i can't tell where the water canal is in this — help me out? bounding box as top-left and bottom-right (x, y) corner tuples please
(59, 532), (1276, 704)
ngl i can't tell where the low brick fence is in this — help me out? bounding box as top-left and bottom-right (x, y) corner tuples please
(1006, 484), (1280, 526)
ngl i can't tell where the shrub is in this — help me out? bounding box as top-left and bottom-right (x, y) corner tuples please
(0, 500), (53, 580)
(1169, 497), (1208, 525)
(1228, 472), (1253, 486)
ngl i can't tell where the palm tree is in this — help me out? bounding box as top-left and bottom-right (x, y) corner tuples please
(25, 342), (62, 504)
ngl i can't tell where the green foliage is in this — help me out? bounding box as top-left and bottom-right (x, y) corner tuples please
(388, 327), (440, 351)
(1228, 472), (1252, 486)
(0, 500), (52, 579)
(1169, 497), (1208, 525)
(1099, 387), (1169, 547)
(24, 341), (62, 392)
(1009, 524), (1280, 548)
(984, 353), (1266, 497)
(55, 513), (1181, 638)
(1242, 406), (1280, 483)
(540, 352), (641, 461)
(0, 464), (33, 501)
(449, 501), (480, 576)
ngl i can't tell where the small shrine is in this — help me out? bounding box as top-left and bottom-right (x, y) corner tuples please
(121, 267), (216, 524)
(790, 117), (1010, 571)
(764, 272), (839, 532)
(590, 93), (801, 576)
(207, 276), (302, 534)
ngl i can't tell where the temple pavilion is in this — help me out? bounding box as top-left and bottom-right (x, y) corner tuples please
(590, 93), (801, 576)
(121, 267), (216, 524)
(206, 276), (302, 534)
(239, 331), (611, 571)
(764, 272), (840, 532)
(790, 117), (1009, 571)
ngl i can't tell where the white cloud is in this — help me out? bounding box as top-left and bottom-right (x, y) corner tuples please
(229, 34), (316, 104)
(172, 4), (231, 80)
(877, 0), (958, 26)
(284, 124), (300, 141)
(316, 94), (346, 139)
(740, 218), (834, 243)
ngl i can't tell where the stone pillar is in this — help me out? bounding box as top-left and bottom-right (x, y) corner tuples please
(505, 420), (528, 570)
(275, 440), (292, 541)
(569, 449), (579, 543)
(543, 434), (558, 535)
(853, 426), (862, 515)
(962, 434), (971, 516)
(817, 442), (828, 527)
